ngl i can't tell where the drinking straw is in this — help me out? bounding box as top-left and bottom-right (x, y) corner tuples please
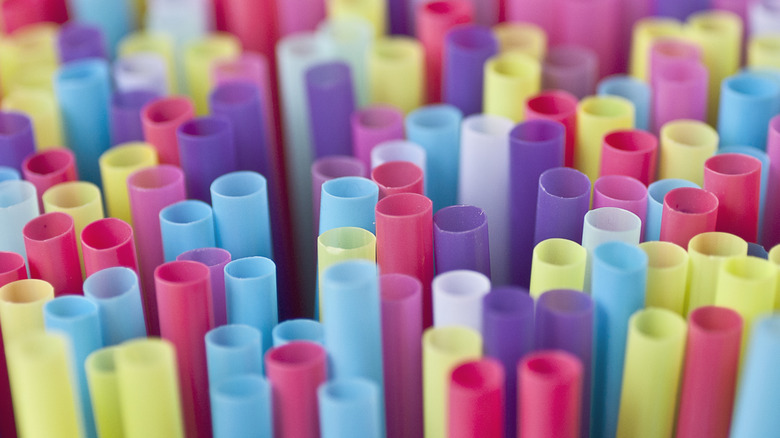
(56, 22), (106, 63)
(327, 0), (386, 36)
(141, 96), (194, 166)
(492, 22), (547, 60)
(458, 114), (513, 284)
(118, 31), (178, 93)
(686, 10), (743, 125)
(372, 161), (424, 199)
(599, 130), (657, 186)
(54, 59), (112, 186)
(529, 239), (587, 298)
(648, 38), (702, 84)
(222, 0), (277, 62)
(651, 59), (708, 134)
(111, 91), (160, 147)
(422, 325), (482, 438)
(0, 180), (38, 261)
(319, 378), (382, 438)
(556, 0), (620, 75)
(645, 178), (699, 241)
(771, 245), (780, 309)
(66, 0), (130, 56)
(368, 36), (425, 113)
(317, 18), (373, 107)
(509, 119), (565, 287)
(505, 0), (552, 38)
(658, 119), (718, 186)
(99, 142), (158, 223)
(205, 324), (263, 386)
(115, 338), (185, 438)
(1, 0), (66, 33)
(405, 104), (462, 210)
(524, 91), (577, 168)
(352, 106), (405, 170)
(534, 167), (591, 244)
(376, 193), (434, 325)
(311, 156), (368, 240)
(210, 171), (273, 259)
(482, 287), (534, 438)
(676, 306), (742, 438)
(211, 374), (273, 438)
(686, 231), (748, 315)
(80, 218), (139, 278)
(764, 115), (780, 248)
(659, 187), (719, 248)
(0, 167), (19, 182)
(6, 332), (83, 438)
(306, 62), (355, 159)
(0, 252), (26, 286)
(723, 72), (780, 151)
(276, 0), (324, 36)
(41, 181), (103, 265)
(221, 256), (277, 354)
(535, 289), (593, 438)
(443, 25), (498, 117)
(703, 153), (761, 242)
(483, 52), (541, 122)
(0, 251), (24, 437)
(575, 95), (635, 183)
(22, 212), (81, 296)
(0, 112), (33, 174)
(432, 270), (491, 332)
(2, 89), (64, 150)
(176, 116), (238, 203)
(628, 18), (683, 80)
(265, 341), (328, 438)
(542, 47), (598, 99)
(380, 273), (423, 438)
(0, 279), (53, 347)
(145, 0), (210, 56)
(638, 241), (688, 314)
(448, 359), (504, 438)
(319, 176), (379, 234)
(597, 75), (651, 131)
(719, 146), (770, 237)
(85, 347), (123, 438)
(82, 267), (146, 345)
(592, 175), (648, 237)
(177, 248), (231, 327)
(43, 295), (102, 438)
(0, 23), (58, 97)
(154, 260), (215, 438)
(371, 140), (427, 171)
(518, 351), (582, 438)
(590, 241), (648, 438)
(273, 318), (325, 347)
(433, 205), (491, 277)
(748, 34), (780, 69)
(582, 207), (642, 290)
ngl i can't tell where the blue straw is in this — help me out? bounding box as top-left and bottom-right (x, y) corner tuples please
(205, 324), (263, 386)
(272, 318), (325, 347)
(319, 378), (382, 438)
(319, 176), (379, 234)
(224, 257), (278, 357)
(159, 200), (216, 262)
(210, 171), (273, 259)
(597, 75), (651, 131)
(211, 374), (273, 438)
(83, 266), (146, 345)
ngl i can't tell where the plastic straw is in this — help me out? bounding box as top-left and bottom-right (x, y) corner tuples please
(492, 22), (547, 60)
(628, 18), (683, 80)
(118, 31), (178, 93)
(637, 241), (688, 315)
(113, 53), (170, 96)
(422, 325), (482, 438)
(371, 140), (427, 172)
(210, 171), (273, 259)
(177, 248), (231, 327)
(659, 187), (718, 248)
(719, 72), (780, 150)
(82, 266), (146, 345)
(482, 287), (534, 438)
(85, 347), (123, 438)
(80, 217), (139, 278)
(0, 279), (53, 348)
(748, 34), (780, 69)
(448, 359), (504, 438)
(159, 200), (216, 262)
(505, 0), (552, 38)
(771, 245), (780, 309)
(433, 205), (490, 278)
(352, 106), (405, 170)
(718, 146), (770, 239)
(317, 227), (376, 319)
(648, 38), (702, 85)
(265, 341), (328, 438)
(592, 175), (648, 238)
(110, 91), (160, 147)
(0, 23), (59, 97)
(645, 178), (699, 241)
(305, 61), (355, 159)
(319, 378), (382, 438)
(99, 142), (158, 223)
(556, 0), (620, 75)
(599, 130), (658, 186)
(597, 75), (651, 131)
(703, 153), (761, 242)
(272, 318), (325, 347)
(66, 0), (130, 55)
(205, 324), (263, 387)
(534, 167), (591, 244)
(524, 91), (578, 168)
(317, 18), (373, 107)
(581, 207), (642, 290)
(211, 374), (273, 438)
(2, 89), (64, 150)
(676, 306), (742, 438)
(319, 176), (379, 235)
(328, 0), (386, 36)
(0, 252), (26, 286)
(658, 119), (718, 186)
(1, 0), (67, 33)
(764, 116), (780, 248)
(177, 116), (237, 203)
(590, 241), (647, 438)
(368, 37), (425, 113)
(541, 46), (598, 100)
(276, 0), (324, 35)
(0, 112), (35, 173)
(371, 161), (424, 199)
(22, 212), (81, 296)
(686, 231), (748, 315)
(222, 0), (277, 61)
(380, 273), (423, 438)
(224, 257), (277, 358)
(141, 96), (195, 166)
(529, 239), (587, 298)
(0, 167), (18, 182)
(432, 269), (490, 332)
(182, 33), (241, 114)
(0, 180), (38, 262)
(483, 52), (541, 122)
(443, 25), (498, 117)
(312, 156), (368, 240)
(154, 260), (215, 438)
(651, 58), (708, 134)
(575, 95), (635, 183)
(0, 251), (25, 437)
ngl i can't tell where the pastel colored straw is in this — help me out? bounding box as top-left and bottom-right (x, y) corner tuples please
(0, 167), (19, 182)
(432, 269), (490, 332)
(110, 91), (160, 146)
(422, 325), (482, 438)
(535, 289), (594, 438)
(748, 34), (780, 69)
(599, 130), (658, 186)
(66, 0), (131, 55)
(56, 22), (106, 63)
(407, 110), (458, 206)
(483, 52), (541, 122)
(492, 22), (547, 60)
(371, 161), (424, 199)
(592, 175), (648, 237)
(319, 378), (382, 438)
(575, 95), (635, 183)
(0, 180), (38, 262)
(115, 338), (185, 438)
(719, 146), (770, 238)
(2, 88), (64, 150)
(590, 241), (648, 438)
(145, 0), (211, 75)
(210, 171), (273, 259)
(43, 295), (102, 438)
(82, 267), (147, 345)
(772, 245), (780, 309)
(764, 115), (780, 248)
(648, 38), (702, 85)
(368, 37), (425, 113)
(509, 119), (565, 287)
(482, 287), (534, 438)
(265, 341), (328, 438)
(458, 114), (514, 284)
(0, 0), (67, 33)
(628, 18), (683, 80)
(211, 374), (273, 438)
(529, 238), (587, 298)
(719, 72), (780, 150)
(177, 248), (231, 327)
(277, 0), (324, 35)
(6, 332), (83, 438)
(639, 241), (689, 314)
(749, 0), (780, 36)
(686, 232), (748, 315)
(518, 350), (583, 438)
(658, 119), (718, 186)
(317, 18), (373, 107)
(505, 0), (552, 38)
(316, 226), (376, 318)
(54, 59), (112, 186)
(703, 153), (761, 242)
(597, 75), (651, 131)
(118, 31), (178, 93)
(380, 273), (423, 438)
(0, 252), (26, 286)
(432, 205), (491, 278)
(85, 347), (123, 438)
(0, 23), (58, 97)
(352, 106), (405, 170)
(126, 165), (186, 332)
(22, 212), (81, 296)
(141, 96), (195, 166)
(448, 359), (504, 438)
(154, 260), (215, 438)
(370, 140), (427, 172)
(676, 306), (742, 438)
(0, 279), (54, 345)
(443, 25), (499, 117)
(651, 59), (708, 134)
(645, 178), (699, 241)
(729, 315), (780, 437)
(556, 0), (620, 75)
(205, 324), (263, 386)
(311, 156), (368, 240)
(222, 0), (277, 60)
(272, 318), (325, 347)
(176, 116), (237, 203)
(582, 207), (642, 290)
(327, 0), (386, 36)
(534, 167), (591, 244)
(80, 218), (139, 278)
(99, 142), (158, 223)
(659, 187), (719, 248)
(224, 257), (277, 357)
(524, 91), (578, 168)
(305, 62), (356, 159)
(0, 251), (25, 437)
(319, 176), (379, 234)
(0, 112), (35, 173)
(541, 45), (598, 100)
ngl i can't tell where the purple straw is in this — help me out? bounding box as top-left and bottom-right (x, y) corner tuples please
(443, 25), (499, 117)
(176, 116), (238, 203)
(56, 22), (107, 64)
(534, 167), (592, 245)
(351, 106), (405, 170)
(177, 248), (232, 327)
(110, 90), (160, 146)
(0, 112), (35, 173)
(306, 61), (355, 159)
(433, 205), (491, 279)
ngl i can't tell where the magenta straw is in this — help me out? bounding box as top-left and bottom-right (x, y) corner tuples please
(351, 105), (405, 170)
(177, 247), (231, 327)
(651, 60), (708, 134)
(542, 46), (599, 99)
(592, 175), (648, 239)
(763, 115), (780, 249)
(556, 0), (621, 75)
